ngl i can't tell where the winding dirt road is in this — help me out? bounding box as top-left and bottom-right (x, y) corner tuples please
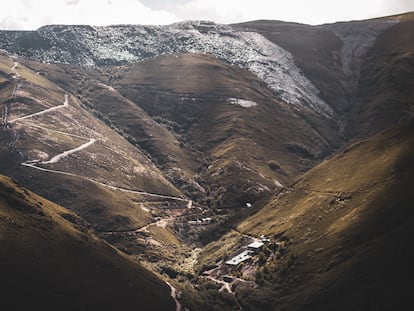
(166, 282), (182, 311)
(8, 94), (69, 124)
(42, 138), (96, 164)
(5, 63), (188, 202)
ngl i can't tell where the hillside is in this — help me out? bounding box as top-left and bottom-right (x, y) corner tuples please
(201, 119), (414, 310)
(234, 12), (414, 141)
(0, 50), (186, 232)
(0, 12), (413, 311)
(0, 174), (175, 311)
(23, 52), (338, 208)
(1, 14), (413, 210)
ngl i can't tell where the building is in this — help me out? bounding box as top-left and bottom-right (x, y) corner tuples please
(247, 241), (264, 253)
(225, 250), (251, 266)
(188, 218), (212, 225)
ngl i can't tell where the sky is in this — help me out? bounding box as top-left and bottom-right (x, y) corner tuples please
(0, 0), (413, 30)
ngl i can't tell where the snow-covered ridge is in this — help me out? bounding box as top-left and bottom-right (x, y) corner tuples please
(0, 21), (332, 117)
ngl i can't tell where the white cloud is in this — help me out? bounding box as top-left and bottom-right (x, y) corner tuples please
(1, 0), (413, 30)
(174, 0), (412, 25)
(0, 0), (180, 30)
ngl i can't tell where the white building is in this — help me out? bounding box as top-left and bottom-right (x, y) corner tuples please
(225, 250), (251, 266)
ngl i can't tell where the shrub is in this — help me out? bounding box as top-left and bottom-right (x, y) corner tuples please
(160, 265), (178, 279)
(285, 143), (315, 158)
(267, 160), (281, 171)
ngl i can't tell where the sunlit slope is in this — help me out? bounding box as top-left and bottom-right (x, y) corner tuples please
(238, 119), (414, 310)
(0, 175), (175, 311)
(0, 51), (184, 231)
(113, 53), (337, 206)
(17, 53), (338, 208)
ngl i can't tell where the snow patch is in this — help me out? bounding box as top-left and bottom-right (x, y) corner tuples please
(140, 204), (150, 212)
(0, 23), (334, 117)
(33, 149), (49, 160)
(273, 179), (284, 188)
(98, 82), (116, 92)
(229, 98), (257, 108)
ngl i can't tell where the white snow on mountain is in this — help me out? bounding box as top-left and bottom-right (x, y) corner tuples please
(0, 21), (333, 117)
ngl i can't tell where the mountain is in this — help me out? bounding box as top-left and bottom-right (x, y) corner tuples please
(1, 14), (413, 209)
(233, 13), (414, 140)
(0, 22), (344, 211)
(0, 50), (186, 233)
(0, 174), (175, 310)
(0, 12), (413, 311)
(197, 118), (414, 310)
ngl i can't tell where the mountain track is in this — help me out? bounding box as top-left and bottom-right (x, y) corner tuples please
(5, 61), (190, 204)
(8, 94), (69, 124)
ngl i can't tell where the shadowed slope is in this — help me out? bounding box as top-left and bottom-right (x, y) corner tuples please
(0, 174), (175, 311)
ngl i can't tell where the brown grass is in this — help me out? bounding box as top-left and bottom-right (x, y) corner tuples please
(0, 174), (175, 311)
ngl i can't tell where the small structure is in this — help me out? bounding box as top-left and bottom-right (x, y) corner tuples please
(247, 241), (264, 253)
(260, 235), (271, 243)
(225, 250), (251, 266)
(188, 217), (212, 225)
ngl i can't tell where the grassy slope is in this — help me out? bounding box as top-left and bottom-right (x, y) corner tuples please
(17, 53), (339, 209)
(236, 119), (414, 310)
(110, 53), (338, 206)
(0, 174), (175, 311)
(0, 53), (183, 231)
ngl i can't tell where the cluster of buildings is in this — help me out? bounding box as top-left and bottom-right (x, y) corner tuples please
(225, 236), (270, 266)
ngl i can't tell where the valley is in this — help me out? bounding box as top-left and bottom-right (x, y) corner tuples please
(0, 12), (414, 311)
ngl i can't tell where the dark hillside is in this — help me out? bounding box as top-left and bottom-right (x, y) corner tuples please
(0, 175), (175, 311)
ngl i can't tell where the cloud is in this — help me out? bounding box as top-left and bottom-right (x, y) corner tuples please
(139, 0), (192, 10)
(172, 0), (397, 25)
(384, 0), (414, 14)
(64, 0), (80, 5)
(0, 0), (180, 30)
(171, 0), (414, 25)
(1, 0), (413, 30)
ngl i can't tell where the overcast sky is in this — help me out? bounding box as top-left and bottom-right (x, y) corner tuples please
(1, 0), (413, 30)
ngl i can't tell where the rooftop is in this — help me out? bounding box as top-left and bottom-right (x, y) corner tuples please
(247, 241), (264, 249)
(225, 250), (251, 266)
